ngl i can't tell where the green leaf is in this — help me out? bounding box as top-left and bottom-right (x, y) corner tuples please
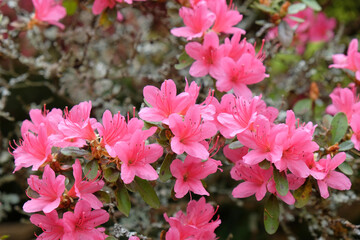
(174, 51), (194, 70)
(278, 21), (294, 47)
(293, 98), (312, 115)
(264, 195), (280, 235)
(229, 141), (244, 150)
(61, 147), (90, 157)
(338, 140), (354, 152)
(273, 168), (289, 196)
(105, 237), (117, 240)
(84, 160), (99, 180)
(134, 177), (160, 209)
(159, 154), (176, 182)
(259, 160), (271, 170)
(338, 162), (353, 175)
(294, 179), (312, 208)
(287, 16), (305, 23)
(288, 3), (307, 14)
(115, 185), (131, 217)
(63, 0), (78, 16)
(95, 191), (111, 203)
(104, 167), (120, 183)
(301, 0), (322, 11)
(252, 2), (276, 14)
(331, 112), (348, 144)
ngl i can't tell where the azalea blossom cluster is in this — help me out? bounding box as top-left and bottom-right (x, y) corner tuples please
(267, 7), (336, 54)
(330, 39), (360, 81)
(29, 0), (145, 29)
(327, 83), (360, 151)
(171, 0), (268, 97)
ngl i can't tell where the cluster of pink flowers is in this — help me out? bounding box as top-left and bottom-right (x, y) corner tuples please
(163, 197), (221, 240)
(171, 0), (268, 97)
(92, 0), (145, 16)
(327, 83), (360, 151)
(267, 7), (336, 54)
(330, 39), (360, 81)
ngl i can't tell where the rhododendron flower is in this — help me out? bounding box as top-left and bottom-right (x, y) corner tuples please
(50, 101), (97, 147)
(114, 128), (162, 184)
(238, 116), (288, 165)
(326, 85), (360, 122)
(169, 106), (217, 159)
(164, 197), (221, 240)
(206, 0), (244, 35)
(215, 53), (268, 97)
(62, 200), (109, 239)
(351, 112), (360, 150)
(223, 145), (249, 164)
(170, 155), (221, 198)
(32, 0), (67, 29)
(171, 3), (216, 40)
(139, 79), (192, 125)
(223, 32), (255, 62)
(217, 96), (260, 138)
(311, 153), (351, 199)
(21, 107), (63, 137)
(23, 165), (65, 213)
(30, 210), (65, 239)
(68, 159), (105, 209)
(273, 111), (319, 178)
(129, 236), (140, 240)
(13, 124), (53, 172)
(330, 39), (360, 81)
(230, 160), (272, 201)
(185, 32), (227, 78)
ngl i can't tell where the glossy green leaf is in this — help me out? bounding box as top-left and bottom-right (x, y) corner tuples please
(259, 160), (271, 170)
(338, 162), (353, 175)
(134, 177), (160, 209)
(293, 98), (312, 115)
(338, 140), (354, 152)
(115, 185), (131, 217)
(104, 167), (120, 183)
(294, 179), (312, 208)
(273, 168), (289, 196)
(264, 195), (280, 235)
(95, 191), (111, 204)
(301, 0), (322, 11)
(174, 51), (194, 70)
(105, 237), (117, 240)
(61, 147), (90, 157)
(84, 160), (99, 180)
(331, 112), (348, 144)
(159, 153), (176, 182)
(288, 3), (307, 14)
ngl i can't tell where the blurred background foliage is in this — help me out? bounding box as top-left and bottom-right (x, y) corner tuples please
(1, 0), (360, 239)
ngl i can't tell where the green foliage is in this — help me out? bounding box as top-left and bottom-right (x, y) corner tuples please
(294, 179), (312, 208)
(330, 113), (348, 144)
(115, 184), (131, 217)
(134, 177), (160, 209)
(273, 168), (289, 197)
(264, 195), (280, 235)
(84, 160), (99, 180)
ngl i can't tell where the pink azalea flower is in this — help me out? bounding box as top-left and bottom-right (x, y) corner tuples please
(330, 39), (360, 81)
(215, 54), (268, 97)
(13, 124), (53, 172)
(170, 155), (221, 198)
(311, 153), (351, 199)
(223, 145), (249, 164)
(68, 159), (105, 209)
(50, 101), (97, 147)
(114, 128), (162, 184)
(206, 0), (245, 35)
(129, 236), (140, 240)
(351, 112), (360, 150)
(238, 116), (288, 165)
(21, 107), (63, 137)
(23, 165), (65, 213)
(326, 85), (360, 122)
(185, 32), (227, 78)
(230, 160), (272, 201)
(92, 0), (139, 15)
(32, 0), (67, 29)
(139, 79), (192, 125)
(171, 3), (216, 40)
(273, 111), (319, 178)
(217, 96), (260, 138)
(30, 210), (65, 239)
(169, 106), (217, 159)
(96, 110), (128, 157)
(62, 200), (109, 239)
(223, 32), (256, 62)
(164, 197), (221, 240)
